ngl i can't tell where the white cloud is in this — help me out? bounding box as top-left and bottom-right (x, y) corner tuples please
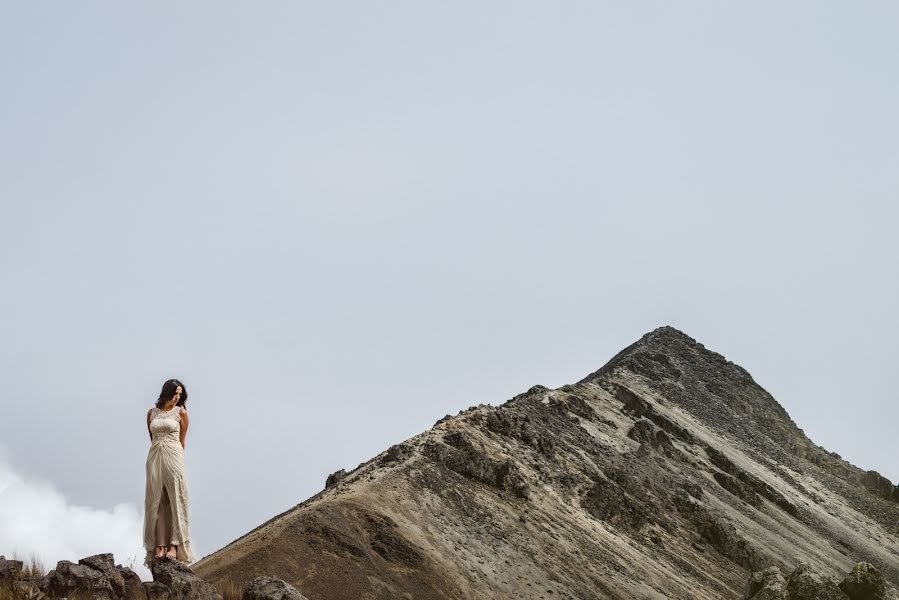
(0, 448), (150, 580)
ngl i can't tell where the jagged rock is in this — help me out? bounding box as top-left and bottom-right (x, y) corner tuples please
(380, 442), (412, 465)
(628, 419), (655, 446)
(688, 507), (765, 571)
(582, 476), (654, 531)
(862, 471), (895, 502)
(325, 469), (347, 488)
(714, 472), (763, 507)
(119, 566), (147, 600)
(744, 566), (787, 600)
(482, 409), (555, 457)
(705, 445), (799, 517)
(563, 394), (599, 421)
(80, 553), (126, 598)
(786, 563), (849, 600)
(423, 430), (530, 498)
(839, 562), (887, 600)
(145, 581), (174, 600)
(49, 558), (119, 600)
(0, 555), (23, 583)
(151, 559), (221, 600)
(241, 576), (309, 600)
(613, 383), (696, 444)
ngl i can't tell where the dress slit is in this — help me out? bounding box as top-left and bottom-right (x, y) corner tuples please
(155, 485), (173, 547)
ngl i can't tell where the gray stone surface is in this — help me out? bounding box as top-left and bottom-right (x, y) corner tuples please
(151, 559), (222, 600)
(241, 576), (309, 600)
(840, 562), (887, 600)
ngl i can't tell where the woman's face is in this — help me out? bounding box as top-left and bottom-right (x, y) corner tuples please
(173, 385), (183, 403)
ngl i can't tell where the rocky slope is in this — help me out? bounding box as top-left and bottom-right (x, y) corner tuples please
(192, 326), (899, 599)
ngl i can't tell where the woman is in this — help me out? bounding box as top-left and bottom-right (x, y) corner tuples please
(143, 378), (196, 567)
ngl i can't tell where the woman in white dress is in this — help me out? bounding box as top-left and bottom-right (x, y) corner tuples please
(143, 378), (196, 567)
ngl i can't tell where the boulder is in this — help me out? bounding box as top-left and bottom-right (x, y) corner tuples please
(80, 553), (126, 599)
(151, 559), (222, 600)
(0, 556), (23, 584)
(119, 566), (148, 600)
(839, 562), (887, 600)
(145, 581), (174, 600)
(48, 559), (118, 600)
(744, 566), (787, 600)
(241, 576), (309, 600)
(786, 563), (850, 600)
(325, 469), (347, 488)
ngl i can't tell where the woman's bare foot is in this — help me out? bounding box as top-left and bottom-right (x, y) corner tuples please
(165, 545), (178, 560)
(154, 546), (165, 559)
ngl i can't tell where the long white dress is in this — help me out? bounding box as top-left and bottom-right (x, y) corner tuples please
(143, 405), (195, 568)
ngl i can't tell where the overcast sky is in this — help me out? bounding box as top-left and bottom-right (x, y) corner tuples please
(1, 1), (897, 581)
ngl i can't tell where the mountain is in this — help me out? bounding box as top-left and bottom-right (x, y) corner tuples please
(192, 326), (899, 599)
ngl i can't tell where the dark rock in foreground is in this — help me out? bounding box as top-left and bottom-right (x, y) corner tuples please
(241, 576), (309, 600)
(150, 559), (222, 600)
(0, 552), (307, 600)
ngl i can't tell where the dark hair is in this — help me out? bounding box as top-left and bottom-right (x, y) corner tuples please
(155, 378), (188, 409)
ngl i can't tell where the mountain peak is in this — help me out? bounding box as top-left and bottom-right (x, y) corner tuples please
(579, 325), (720, 384)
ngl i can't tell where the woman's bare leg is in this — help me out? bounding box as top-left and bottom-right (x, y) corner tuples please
(155, 487), (172, 551)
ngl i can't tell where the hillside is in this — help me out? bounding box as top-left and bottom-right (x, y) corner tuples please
(192, 326), (899, 599)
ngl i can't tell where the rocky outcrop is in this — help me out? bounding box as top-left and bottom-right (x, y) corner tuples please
(0, 553), (305, 600)
(47, 554), (124, 600)
(422, 429), (530, 498)
(839, 562), (888, 600)
(324, 469), (346, 489)
(745, 562), (896, 600)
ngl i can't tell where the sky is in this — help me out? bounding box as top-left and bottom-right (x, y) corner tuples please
(1, 1), (897, 582)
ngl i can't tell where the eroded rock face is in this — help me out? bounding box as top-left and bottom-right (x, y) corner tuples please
(422, 429), (530, 499)
(786, 563), (850, 600)
(839, 562), (887, 600)
(743, 566), (786, 600)
(241, 576), (308, 600)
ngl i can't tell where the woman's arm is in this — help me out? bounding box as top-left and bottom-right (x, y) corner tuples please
(147, 409), (153, 442)
(179, 408), (189, 449)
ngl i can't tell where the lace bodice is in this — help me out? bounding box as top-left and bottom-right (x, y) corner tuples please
(149, 405), (182, 444)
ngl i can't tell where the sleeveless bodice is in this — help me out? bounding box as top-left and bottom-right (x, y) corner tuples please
(150, 406), (182, 445)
